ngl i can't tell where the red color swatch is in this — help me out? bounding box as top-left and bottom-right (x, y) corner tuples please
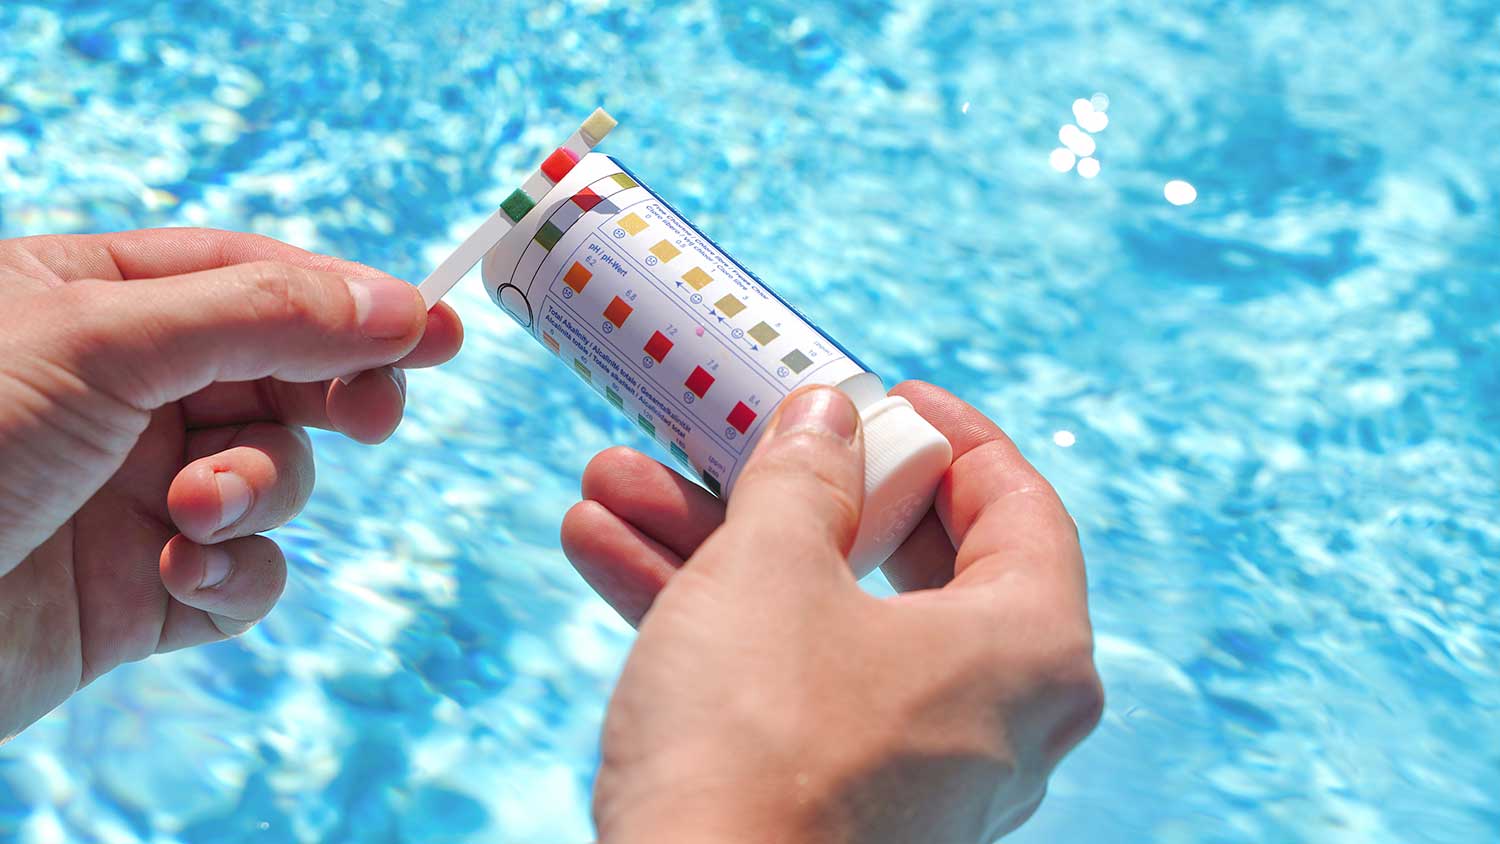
(541, 147), (581, 182)
(684, 366), (715, 398)
(571, 187), (603, 212)
(726, 401), (757, 434)
(603, 296), (633, 328)
(644, 331), (674, 363)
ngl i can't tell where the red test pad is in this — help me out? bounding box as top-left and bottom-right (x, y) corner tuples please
(542, 147), (581, 182)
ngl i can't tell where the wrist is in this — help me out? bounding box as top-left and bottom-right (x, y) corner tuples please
(603, 801), (824, 844)
(597, 762), (841, 844)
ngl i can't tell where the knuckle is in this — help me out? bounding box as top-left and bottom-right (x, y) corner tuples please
(820, 483), (864, 540)
(1036, 632), (1105, 735)
(234, 261), (321, 328)
(742, 441), (863, 534)
(748, 432), (858, 491)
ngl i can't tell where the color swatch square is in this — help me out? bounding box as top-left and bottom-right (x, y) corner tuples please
(650, 240), (681, 263)
(669, 441), (691, 466)
(604, 296), (634, 328)
(781, 349), (813, 374)
(714, 294), (746, 317)
(747, 321), (779, 345)
(501, 189), (535, 222)
(726, 401), (757, 434)
(644, 330), (674, 363)
(685, 366), (715, 398)
(605, 386), (624, 409)
(573, 359), (591, 381)
(701, 470), (722, 497)
(541, 147), (581, 182)
(564, 262), (592, 293)
(619, 213), (648, 235)
(582, 110), (618, 143)
(682, 267), (713, 290)
(542, 333), (561, 354)
(572, 187), (603, 212)
(636, 414), (655, 438)
(534, 221), (563, 251)
(612, 173), (639, 190)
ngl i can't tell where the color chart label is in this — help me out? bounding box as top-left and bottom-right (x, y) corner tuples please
(482, 154), (865, 495)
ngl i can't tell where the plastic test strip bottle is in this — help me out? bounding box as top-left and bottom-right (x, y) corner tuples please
(476, 144), (952, 577)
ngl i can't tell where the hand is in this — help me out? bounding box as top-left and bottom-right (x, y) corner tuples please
(561, 382), (1103, 843)
(0, 228), (462, 740)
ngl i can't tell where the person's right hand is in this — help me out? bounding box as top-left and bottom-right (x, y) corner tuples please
(0, 228), (462, 741)
(562, 381), (1103, 843)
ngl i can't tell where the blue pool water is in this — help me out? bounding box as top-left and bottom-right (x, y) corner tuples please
(3, 1), (1498, 841)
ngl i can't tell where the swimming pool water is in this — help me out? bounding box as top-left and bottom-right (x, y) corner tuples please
(2, 1), (1498, 841)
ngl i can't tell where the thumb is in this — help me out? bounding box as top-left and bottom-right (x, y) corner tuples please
(52, 261), (426, 408)
(699, 385), (866, 587)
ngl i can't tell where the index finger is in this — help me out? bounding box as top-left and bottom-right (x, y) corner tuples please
(890, 382), (1085, 601)
(17, 227), (394, 283)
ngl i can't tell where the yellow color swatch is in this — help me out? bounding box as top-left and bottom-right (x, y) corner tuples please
(619, 213), (648, 235)
(715, 294), (746, 317)
(650, 240), (682, 263)
(682, 267), (713, 290)
(747, 321), (780, 345)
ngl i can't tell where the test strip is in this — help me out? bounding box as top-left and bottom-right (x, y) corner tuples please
(541, 147), (581, 182)
(415, 108), (616, 308)
(562, 108), (619, 157)
(415, 208), (515, 309)
(521, 171), (554, 202)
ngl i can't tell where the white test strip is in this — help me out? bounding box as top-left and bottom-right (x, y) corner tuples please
(520, 170), (554, 202)
(414, 108), (618, 309)
(416, 208), (515, 308)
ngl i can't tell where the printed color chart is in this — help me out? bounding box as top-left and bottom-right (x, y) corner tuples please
(481, 154), (866, 495)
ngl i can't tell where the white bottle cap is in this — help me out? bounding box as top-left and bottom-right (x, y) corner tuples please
(847, 395), (953, 578)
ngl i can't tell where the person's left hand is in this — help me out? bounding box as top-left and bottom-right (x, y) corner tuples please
(0, 228), (463, 740)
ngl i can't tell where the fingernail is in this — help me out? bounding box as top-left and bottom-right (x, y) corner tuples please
(775, 387), (858, 442)
(214, 471), (252, 530)
(346, 276), (418, 339)
(199, 546), (232, 590)
(389, 367), (407, 401)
